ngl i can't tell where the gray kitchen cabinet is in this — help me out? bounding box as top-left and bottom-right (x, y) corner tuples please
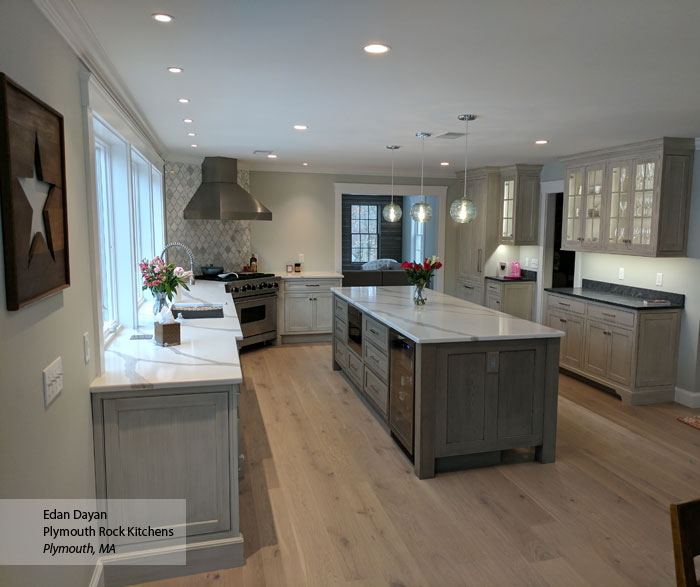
(91, 385), (243, 585)
(545, 293), (681, 404)
(485, 279), (535, 321)
(455, 276), (483, 305)
(561, 138), (695, 257)
(499, 164), (543, 245)
(280, 277), (341, 341)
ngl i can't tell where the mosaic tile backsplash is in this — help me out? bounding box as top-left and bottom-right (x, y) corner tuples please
(164, 161), (251, 272)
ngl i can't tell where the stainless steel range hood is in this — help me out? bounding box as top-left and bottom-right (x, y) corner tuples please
(184, 157), (271, 221)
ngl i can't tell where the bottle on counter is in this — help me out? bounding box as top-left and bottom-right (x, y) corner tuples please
(249, 253), (258, 273)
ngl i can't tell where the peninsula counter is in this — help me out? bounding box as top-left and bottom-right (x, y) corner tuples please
(331, 286), (564, 479)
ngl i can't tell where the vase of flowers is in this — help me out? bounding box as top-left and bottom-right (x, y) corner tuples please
(139, 257), (193, 315)
(401, 256), (443, 306)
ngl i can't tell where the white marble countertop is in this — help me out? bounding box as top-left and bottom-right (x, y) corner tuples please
(332, 286), (564, 344)
(277, 271), (343, 279)
(90, 281), (243, 393)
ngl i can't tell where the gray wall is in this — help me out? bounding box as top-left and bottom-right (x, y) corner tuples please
(164, 161), (251, 272)
(249, 171), (458, 275)
(540, 149), (700, 395)
(0, 1), (99, 585)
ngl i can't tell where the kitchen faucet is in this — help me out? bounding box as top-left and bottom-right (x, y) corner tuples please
(160, 242), (196, 285)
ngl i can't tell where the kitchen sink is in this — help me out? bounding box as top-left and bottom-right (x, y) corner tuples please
(170, 303), (224, 319)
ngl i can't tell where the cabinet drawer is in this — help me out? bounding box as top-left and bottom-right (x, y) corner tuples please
(363, 340), (389, 382)
(588, 303), (635, 328)
(334, 340), (348, 369)
(486, 281), (502, 293)
(346, 350), (364, 387)
(334, 315), (347, 341)
(284, 279), (340, 292)
(547, 294), (586, 315)
(334, 297), (348, 321)
(364, 367), (388, 416)
(364, 315), (389, 350)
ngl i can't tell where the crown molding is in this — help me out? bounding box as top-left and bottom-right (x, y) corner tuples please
(33, 0), (165, 157)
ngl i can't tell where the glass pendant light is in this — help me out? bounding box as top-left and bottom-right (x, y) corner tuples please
(382, 145), (402, 222)
(409, 132), (433, 223)
(450, 114), (478, 224)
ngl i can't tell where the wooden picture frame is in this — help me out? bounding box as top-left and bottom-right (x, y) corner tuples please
(0, 73), (70, 310)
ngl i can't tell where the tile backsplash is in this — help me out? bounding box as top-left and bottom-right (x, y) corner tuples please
(164, 161), (251, 272)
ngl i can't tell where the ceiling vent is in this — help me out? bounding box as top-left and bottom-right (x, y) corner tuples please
(433, 132), (465, 139)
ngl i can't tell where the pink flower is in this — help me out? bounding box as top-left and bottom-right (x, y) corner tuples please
(174, 267), (184, 276)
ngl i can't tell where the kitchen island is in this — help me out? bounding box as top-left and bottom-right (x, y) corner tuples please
(90, 281), (244, 586)
(331, 286), (564, 479)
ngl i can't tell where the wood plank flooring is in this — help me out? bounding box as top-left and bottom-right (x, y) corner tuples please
(137, 343), (700, 587)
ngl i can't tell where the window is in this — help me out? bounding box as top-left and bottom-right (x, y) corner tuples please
(92, 114), (164, 339)
(350, 204), (379, 262)
(412, 219), (425, 263)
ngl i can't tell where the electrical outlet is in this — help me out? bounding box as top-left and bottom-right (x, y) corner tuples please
(298, 253), (305, 263)
(656, 273), (663, 286)
(530, 258), (539, 269)
(83, 332), (90, 364)
(618, 267), (624, 280)
(43, 357), (63, 408)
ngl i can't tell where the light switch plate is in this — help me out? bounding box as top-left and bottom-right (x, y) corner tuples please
(298, 253), (305, 263)
(525, 257), (529, 267)
(43, 356), (63, 408)
(656, 273), (663, 286)
(83, 332), (90, 364)
(618, 267), (625, 280)
(530, 258), (539, 269)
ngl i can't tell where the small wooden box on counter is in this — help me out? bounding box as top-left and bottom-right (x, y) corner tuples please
(154, 321), (181, 346)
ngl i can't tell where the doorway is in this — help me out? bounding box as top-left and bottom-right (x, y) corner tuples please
(551, 193), (575, 288)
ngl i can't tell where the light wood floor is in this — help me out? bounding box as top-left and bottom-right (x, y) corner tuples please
(139, 343), (700, 587)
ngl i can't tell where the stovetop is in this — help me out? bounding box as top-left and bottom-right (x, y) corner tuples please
(195, 272), (276, 282)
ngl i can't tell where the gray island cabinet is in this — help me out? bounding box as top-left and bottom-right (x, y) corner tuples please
(331, 286), (564, 479)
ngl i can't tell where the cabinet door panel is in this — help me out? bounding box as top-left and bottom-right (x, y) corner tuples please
(584, 321), (609, 378)
(103, 392), (231, 539)
(606, 326), (634, 387)
(563, 167), (584, 248)
(445, 353), (488, 445)
(313, 293), (333, 332)
(284, 294), (314, 332)
(562, 315), (584, 369)
(581, 165), (604, 249)
(457, 177), (486, 277)
(515, 174), (539, 244)
(497, 349), (542, 439)
(486, 291), (501, 311)
(627, 157), (659, 255)
(606, 161), (633, 251)
(500, 179), (515, 243)
(546, 311), (567, 363)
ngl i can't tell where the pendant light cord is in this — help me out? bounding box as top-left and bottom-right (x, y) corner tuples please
(463, 118), (469, 198)
(391, 148), (395, 204)
(421, 135), (425, 203)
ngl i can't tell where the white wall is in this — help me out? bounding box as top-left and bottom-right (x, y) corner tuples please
(0, 2), (99, 585)
(250, 171), (456, 273)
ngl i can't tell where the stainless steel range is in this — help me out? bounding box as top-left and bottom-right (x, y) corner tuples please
(195, 272), (280, 347)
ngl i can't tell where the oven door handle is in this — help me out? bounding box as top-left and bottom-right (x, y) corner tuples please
(233, 293), (279, 304)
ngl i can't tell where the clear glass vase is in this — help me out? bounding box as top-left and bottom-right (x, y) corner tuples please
(153, 291), (169, 316)
(413, 282), (427, 306)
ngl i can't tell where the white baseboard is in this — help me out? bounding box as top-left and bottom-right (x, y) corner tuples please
(675, 386), (700, 408)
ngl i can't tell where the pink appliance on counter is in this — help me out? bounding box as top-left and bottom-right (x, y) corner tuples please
(504, 261), (521, 279)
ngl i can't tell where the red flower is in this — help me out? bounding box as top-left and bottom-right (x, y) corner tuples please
(401, 261), (410, 269)
(424, 260), (430, 271)
(435, 262), (443, 269)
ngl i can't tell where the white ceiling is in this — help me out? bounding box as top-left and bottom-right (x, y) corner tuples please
(70, 0), (700, 177)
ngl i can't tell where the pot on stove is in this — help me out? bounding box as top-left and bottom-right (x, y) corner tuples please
(201, 264), (224, 276)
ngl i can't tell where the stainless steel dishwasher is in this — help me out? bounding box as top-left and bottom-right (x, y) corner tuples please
(389, 331), (415, 455)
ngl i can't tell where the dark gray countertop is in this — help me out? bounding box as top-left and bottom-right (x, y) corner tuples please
(485, 275), (536, 282)
(545, 282), (684, 310)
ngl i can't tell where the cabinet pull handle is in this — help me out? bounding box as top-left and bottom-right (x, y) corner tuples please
(369, 328), (379, 335)
(305, 284), (320, 287)
(602, 312), (616, 318)
(477, 248), (482, 273)
(559, 318), (567, 323)
(558, 302), (571, 307)
(463, 285), (474, 290)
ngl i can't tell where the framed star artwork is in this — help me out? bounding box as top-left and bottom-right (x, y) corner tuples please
(0, 73), (70, 310)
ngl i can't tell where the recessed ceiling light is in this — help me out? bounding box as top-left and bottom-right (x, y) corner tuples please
(190, 144), (198, 148)
(267, 154), (278, 159)
(440, 162), (450, 166)
(535, 139), (549, 145)
(293, 124), (308, 131)
(167, 66), (183, 74)
(302, 162), (309, 166)
(364, 43), (390, 54)
(178, 98), (190, 104)
(152, 13), (172, 23)
(183, 118), (193, 123)
(187, 132), (196, 137)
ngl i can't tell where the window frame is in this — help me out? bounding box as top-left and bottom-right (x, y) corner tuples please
(350, 203), (380, 263)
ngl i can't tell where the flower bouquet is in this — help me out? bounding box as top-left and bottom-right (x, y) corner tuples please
(401, 256), (443, 306)
(139, 256), (193, 314)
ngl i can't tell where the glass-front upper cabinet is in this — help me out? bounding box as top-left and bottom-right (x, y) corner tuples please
(607, 161), (633, 250)
(563, 167), (584, 248)
(501, 179), (515, 242)
(630, 158), (657, 251)
(582, 165), (604, 249)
